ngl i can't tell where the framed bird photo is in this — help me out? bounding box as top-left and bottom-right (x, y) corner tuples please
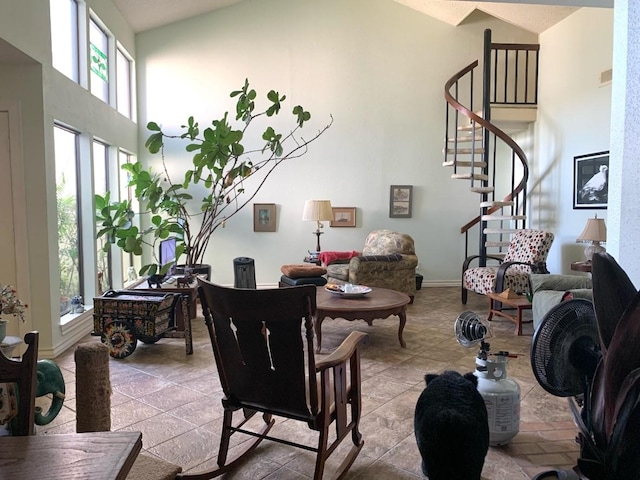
(573, 151), (609, 209)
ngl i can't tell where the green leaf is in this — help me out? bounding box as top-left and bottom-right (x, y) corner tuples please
(147, 121), (161, 131)
(145, 133), (164, 154)
(293, 105), (311, 127)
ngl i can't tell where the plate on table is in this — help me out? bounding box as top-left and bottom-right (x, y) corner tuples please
(325, 284), (372, 297)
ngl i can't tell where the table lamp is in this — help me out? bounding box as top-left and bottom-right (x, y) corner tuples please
(576, 214), (607, 262)
(302, 200), (333, 252)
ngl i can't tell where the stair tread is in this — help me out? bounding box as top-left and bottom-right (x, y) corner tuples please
(470, 187), (495, 193)
(442, 160), (487, 168)
(484, 228), (520, 234)
(480, 200), (514, 207)
(483, 252), (507, 258)
(444, 148), (486, 155)
(451, 173), (489, 181)
(457, 124), (481, 132)
(485, 241), (511, 247)
(481, 215), (526, 221)
(448, 136), (483, 143)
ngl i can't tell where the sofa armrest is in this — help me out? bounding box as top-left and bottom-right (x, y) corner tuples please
(349, 254), (418, 272)
(530, 274), (592, 294)
(347, 254), (418, 297)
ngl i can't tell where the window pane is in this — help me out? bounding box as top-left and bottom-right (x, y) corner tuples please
(116, 48), (132, 118)
(93, 141), (111, 292)
(50, 0), (79, 82)
(54, 125), (81, 316)
(118, 150), (140, 283)
(89, 18), (109, 102)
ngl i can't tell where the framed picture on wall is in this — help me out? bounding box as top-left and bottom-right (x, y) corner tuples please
(253, 203), (276, 232)
(389, 185), (413, 218)
(573, 151), (609, 209)
(330, 207), (356, 227)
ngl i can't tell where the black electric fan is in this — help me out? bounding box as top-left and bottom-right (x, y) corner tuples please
(531, 298), (601, 399)
(530, 299), (601, 480)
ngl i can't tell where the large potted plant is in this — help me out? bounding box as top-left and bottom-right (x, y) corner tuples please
(96, 79), (331, 279)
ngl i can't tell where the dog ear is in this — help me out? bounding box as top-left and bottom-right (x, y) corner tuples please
(463, 372), (479, 387)
(424, 373), (438, 385)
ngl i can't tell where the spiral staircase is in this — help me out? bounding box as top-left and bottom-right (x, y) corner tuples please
(444, 29), (540, 303)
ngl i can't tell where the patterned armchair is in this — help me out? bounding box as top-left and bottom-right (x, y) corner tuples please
(462, 229), (554, 304)
(325, 229), (418, 302)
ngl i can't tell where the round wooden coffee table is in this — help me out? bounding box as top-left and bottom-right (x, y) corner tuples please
(315, 286), (411, 353)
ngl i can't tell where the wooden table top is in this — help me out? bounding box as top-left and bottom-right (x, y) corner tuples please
(487, 291), (531, 307)
(0, 431), (142, 480)
(316, 286), (410, 312)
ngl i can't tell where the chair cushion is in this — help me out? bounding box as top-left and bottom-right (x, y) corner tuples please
(280, 275), (327, 286)
(463, 266), (531, 295)
(326, 264), (350, 282)
(280, 264), (327, 278)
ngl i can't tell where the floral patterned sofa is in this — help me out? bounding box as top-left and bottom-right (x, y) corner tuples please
(324, 229), (418, 302)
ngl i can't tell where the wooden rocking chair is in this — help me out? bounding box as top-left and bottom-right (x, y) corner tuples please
(183, 280), (367, 480)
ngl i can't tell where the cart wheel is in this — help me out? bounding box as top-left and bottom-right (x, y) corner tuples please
(101, 321), (137, 358)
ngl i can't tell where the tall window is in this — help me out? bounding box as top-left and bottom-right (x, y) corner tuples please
(116, 47), (133, 119)
(50, 0), (79, 82)
(54, 125), (82, 316)
(93, 141), (111, 291)
(89, 17), (109, 102)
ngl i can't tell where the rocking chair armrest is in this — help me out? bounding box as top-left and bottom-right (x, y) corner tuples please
(315, 332), (368, 371)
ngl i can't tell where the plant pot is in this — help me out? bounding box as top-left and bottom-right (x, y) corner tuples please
(0, 319), (8, 344)
(176, 264), (211, 281)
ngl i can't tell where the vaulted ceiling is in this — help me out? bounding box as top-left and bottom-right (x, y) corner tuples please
(113, 0), (612, 34)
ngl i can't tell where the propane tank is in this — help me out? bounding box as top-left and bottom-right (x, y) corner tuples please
(475, 351), (520, 446)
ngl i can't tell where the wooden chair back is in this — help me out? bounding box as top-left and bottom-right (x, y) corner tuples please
(0, 331), (39, 435)
(197, 281), (318, 421)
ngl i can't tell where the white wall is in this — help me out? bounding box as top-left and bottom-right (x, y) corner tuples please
(136, 0), (540, 286)
(0, 0), (138, 356)
(533, 8), (613, 273)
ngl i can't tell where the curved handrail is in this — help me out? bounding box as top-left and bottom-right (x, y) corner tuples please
(444, 61), (529, 234)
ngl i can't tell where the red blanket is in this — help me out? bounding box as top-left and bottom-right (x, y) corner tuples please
(319, 250), (360, 266)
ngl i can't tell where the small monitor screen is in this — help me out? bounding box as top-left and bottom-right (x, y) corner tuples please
(159, 237), (177, 273)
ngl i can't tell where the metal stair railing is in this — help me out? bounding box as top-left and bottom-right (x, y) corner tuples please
(443, 29), (538, 283)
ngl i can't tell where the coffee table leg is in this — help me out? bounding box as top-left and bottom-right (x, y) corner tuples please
(398, 307), (407, 348)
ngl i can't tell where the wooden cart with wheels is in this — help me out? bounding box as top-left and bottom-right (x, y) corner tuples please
(92, 290), (192, 359)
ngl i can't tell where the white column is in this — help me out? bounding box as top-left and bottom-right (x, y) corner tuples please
(608, 0), (640, 286)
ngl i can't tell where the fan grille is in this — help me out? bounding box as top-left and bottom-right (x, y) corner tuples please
(455, 310), (487, 348)
(531, 299), (599, 397)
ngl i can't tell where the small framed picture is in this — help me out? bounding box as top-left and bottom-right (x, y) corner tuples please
(389, 185), (413, 218)
(573, 151), (609, 209)
(330, 207), (356, 227)
(253, 203), (276, 232)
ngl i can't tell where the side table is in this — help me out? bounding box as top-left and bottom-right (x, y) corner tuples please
(571, 261), (592, 273)
(487, 292), (532, 336)
(0, 336), (22, 358)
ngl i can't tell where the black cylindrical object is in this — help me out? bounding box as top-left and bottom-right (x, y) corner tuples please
(233, 257), (256, 289)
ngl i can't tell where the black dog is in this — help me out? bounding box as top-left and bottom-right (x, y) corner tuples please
(414, 370), (489, 480)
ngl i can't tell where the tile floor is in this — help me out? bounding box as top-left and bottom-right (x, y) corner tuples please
(39, 287), (580, 479)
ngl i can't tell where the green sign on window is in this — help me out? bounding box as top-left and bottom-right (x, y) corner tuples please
(90, 43), (108, 82)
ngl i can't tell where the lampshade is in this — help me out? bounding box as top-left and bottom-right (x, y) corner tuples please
(576, 215), (607, 262)
(302, 200), (333, 222)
